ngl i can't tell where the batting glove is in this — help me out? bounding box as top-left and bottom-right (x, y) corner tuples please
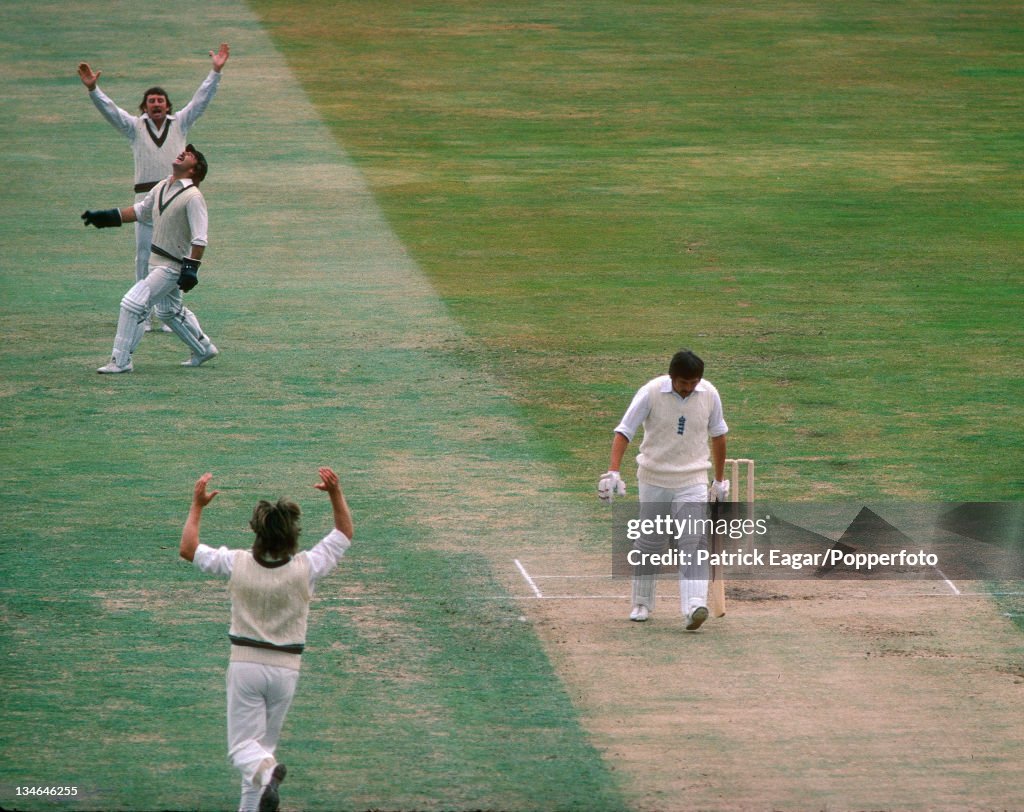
(597, 470), (626, 502)
(81, 208), (122, 228)
(178, 257), (201, 292)
(709, 479), (731, 503)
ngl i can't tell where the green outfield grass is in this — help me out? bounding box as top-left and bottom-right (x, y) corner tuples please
(0, 2), (623, 809)
(250, 0), (1024, 501)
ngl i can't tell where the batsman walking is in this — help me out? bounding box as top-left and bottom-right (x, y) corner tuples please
(83, 144), (218, 373)
(179, 466), (355, 812)
(598, 350), (730, 629)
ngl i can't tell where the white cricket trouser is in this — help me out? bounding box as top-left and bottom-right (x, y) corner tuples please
(132, 192), (164, 324)
(134, 211), (153, 283)
(109, 264), (211, 366)
(631, 481), (709, 614)
(227, 661), (299, 812)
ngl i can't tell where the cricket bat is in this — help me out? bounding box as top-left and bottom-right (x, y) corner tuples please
(708, 500), (726, 617)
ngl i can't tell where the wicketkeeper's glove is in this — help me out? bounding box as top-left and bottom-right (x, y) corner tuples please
(708, 479), (731, 502)
(597, 470), (626, 502)
(81, 208), (122, 228)
(178, 257), (201, 292)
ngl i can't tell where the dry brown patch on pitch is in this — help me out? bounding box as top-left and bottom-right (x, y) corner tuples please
(373, 445), (571, 554)
(524, 579), (1024, 810)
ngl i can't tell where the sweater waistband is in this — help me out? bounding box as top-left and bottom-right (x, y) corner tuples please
(150, 244), (180, 265)
(229, 635), (305, 655)
(637, 466), (709, 490)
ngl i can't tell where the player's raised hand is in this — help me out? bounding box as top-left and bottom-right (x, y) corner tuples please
(210, 43), (230, 72)
(193, 472), (220, 507)
(77, 62), (100, 90)
(316, 467), (353, 538)
(314, 466), (341, 495)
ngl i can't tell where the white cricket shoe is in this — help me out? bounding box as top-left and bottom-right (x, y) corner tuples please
(685, 605), (709, 631)
(629, 605), (649, 622)
(97, 359), (133, 374)
(181, 342), (219, 367)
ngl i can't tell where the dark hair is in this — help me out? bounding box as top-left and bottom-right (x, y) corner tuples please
(185, 144), (209, 185)
(250, 498), (302, 561)
(668, 349), (704, 379)
(138, 86), (173, 114)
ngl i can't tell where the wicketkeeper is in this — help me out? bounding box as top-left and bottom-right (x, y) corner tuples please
(78, 44), (229, 331)
(598, 350), (730, 629)
(83, 144), (218, 373)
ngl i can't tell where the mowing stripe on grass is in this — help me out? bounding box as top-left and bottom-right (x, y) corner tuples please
(0, 2), (623, 810)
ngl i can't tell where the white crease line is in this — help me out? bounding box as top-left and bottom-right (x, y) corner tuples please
(513, 563), (1012, 602)
(935, 568), (960, 595)
(509, 594), (631, 600)
(514, 559), (543, 599)
(532, 574), (616, 579)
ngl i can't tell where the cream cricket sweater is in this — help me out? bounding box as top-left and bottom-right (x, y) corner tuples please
(632, 377), (727, 489)
(88, 70), (222, 191)
(228, 551), (312, 671)
(146, 178), (203, 265)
